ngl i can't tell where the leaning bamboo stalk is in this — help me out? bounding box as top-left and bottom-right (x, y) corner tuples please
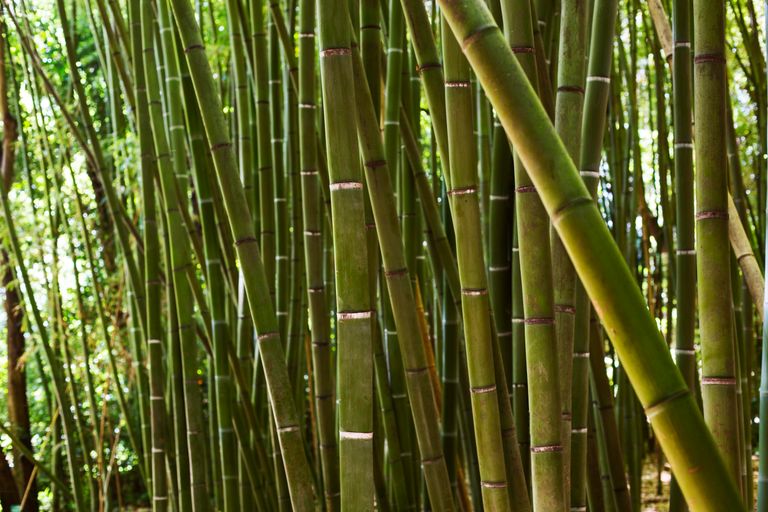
(349, 31), (456, 510)
(728, 194), (764, 319)
(140, 2), (214, 507)
(436, 0), (744, 508)
(397, 0), (451, 179)
(169, 0), (316, 508)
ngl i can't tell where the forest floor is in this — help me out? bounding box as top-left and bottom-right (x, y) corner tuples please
(640, 455), (759, 511)
(641, 455), (670, 511)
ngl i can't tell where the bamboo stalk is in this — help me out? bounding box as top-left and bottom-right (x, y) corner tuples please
(437, 0), (745, 507)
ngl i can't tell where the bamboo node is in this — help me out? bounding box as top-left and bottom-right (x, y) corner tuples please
(496, 331), (512, 337)
(416, 61), (443, 73)
(531, 444), (563, 453)
(461, 288), (488, 296)
(421, 455), (444, 465)
(571, 428), (588, 435)
(489, 265), (510, 272)
(695, 210), (728, 220)
(278, 425), (300, 433)
(460, 23), (497, 51)
(339, 431), (374, 440)
(337, 310), (374, 320)
(674, 41), (691, 48)
(320, 47), (352, 57)
(579, 170), (600, 178)
(384, 267), (408, 277)
(210, 141), (232, 152)
(489, 194), (509, 201)
(470, 384), (497, 394)
(510, 46), (535, 54)
(364, 159), (386, 169)
(304, 230), (322, 237)
(405, 367), (429, 376)
(480, 480), (507, 489)
(701, 377), (737, 385)
(329, 181), (363, 191)
(257, 331), (280, 341)
(557, 85), (585, 94)
(515, 185), (537, 193)
(586, 75), (610, 84)
(298, 32), (315, 38)
(524, 317), (554, 325)
(694, 53), (725, 64)
(445, 80), (470, 88)
(183, 43), (205, 54)
(674, 142), (694, 149)
(573, 352), (589, 358)
(234, 236), (258, 246)
(387, 47), (403, 54)
(644, 389), (689, 419)
(675, 249), (696, 255)
(554, 304), (576, 314)
(448, 186), (477, 196)
(299, 103), (316, 109)
(554, 196), (592, 220)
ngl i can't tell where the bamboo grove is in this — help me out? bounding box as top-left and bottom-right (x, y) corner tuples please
(1, 0), (768, 510)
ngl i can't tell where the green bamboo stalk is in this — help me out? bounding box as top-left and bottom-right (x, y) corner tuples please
(441, 15), (509, 510)
(317, 4), (375, 507)
(437, 1), (745, 507)
(397, 0), (450, 179)
(250, 0), (277, 295)
(552, 0), (588, 506)
(297, 0), (339, 506)
(692, 0), (741, 488)
(501, 1), (566, 508)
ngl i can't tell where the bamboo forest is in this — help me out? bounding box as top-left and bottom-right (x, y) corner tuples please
(2, 0), (768, 510)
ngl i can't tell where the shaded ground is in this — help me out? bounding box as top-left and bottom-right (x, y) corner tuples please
(641, 455), (759, 511)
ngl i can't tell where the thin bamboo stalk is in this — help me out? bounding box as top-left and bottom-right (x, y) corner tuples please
(169, 0), (316, 508)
